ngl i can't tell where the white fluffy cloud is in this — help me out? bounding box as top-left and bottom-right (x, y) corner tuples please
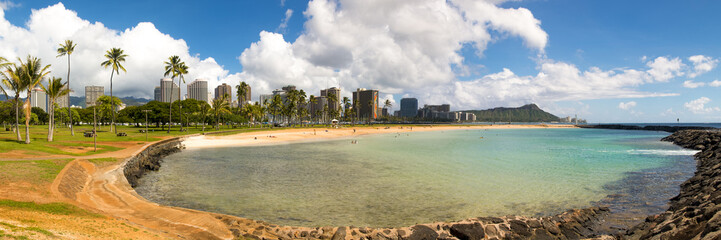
(0, 3), (236, 98)
(0, 1), (700, 111)
(687, 55), (718, 78)
(645, 56), (684, 82)
(237, 0), (549, 103)
(683, 80), (705, 88)
(710, 80), (721, 87)
(235, 0), (692, 110)
(684, 97), (720, 114)
(618, 101), (636, 110)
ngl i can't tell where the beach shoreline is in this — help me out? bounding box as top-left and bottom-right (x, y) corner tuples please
(183, 124), (578, 149)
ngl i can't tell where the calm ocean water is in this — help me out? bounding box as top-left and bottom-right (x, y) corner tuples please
(135, 128), (697, 227)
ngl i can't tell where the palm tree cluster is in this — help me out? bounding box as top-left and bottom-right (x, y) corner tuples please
(0, 40), (395, 146)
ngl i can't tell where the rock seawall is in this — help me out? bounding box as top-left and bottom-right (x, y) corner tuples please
(215, 207), (611, 240)
(123, 138), (184, 188)
(626, 129), (721, 239)
(580, 124), (714, 133)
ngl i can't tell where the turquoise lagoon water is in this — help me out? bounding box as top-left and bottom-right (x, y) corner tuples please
(135, 128), (697, 227)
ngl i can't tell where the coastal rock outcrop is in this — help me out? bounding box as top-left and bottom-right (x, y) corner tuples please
(626, 129), (721, 239)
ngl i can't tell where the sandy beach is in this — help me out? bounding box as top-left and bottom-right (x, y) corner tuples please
(184, 124), (577, 149)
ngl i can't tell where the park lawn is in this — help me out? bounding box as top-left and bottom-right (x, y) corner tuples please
(0, 159), (73, 185)
(0, 124), (253, 157)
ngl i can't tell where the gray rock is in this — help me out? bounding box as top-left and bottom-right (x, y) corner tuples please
(449, 223), (485, 240)
(405, 225), (438, 240)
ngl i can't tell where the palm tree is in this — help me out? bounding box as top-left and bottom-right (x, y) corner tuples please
(236, 81), (249, 111)
(211, 94), (230, 130)
(367, 100), (374, 125)
(57, 40), (77, 136)
(18, 56), (51, 144)
(270, 94), (282, 124)
(163, 55), (185, 133)
(308, 95), (316, 123)
(342, 96), (350, 121)
(384, 99), (392, 119)
(42, 77), (70, 141)
(198, 102), (210, 132)
(100, 48), (127, 134)
(0, 58), (22, 141)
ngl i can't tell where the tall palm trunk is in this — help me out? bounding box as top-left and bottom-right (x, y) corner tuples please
(110, 70), (116, 134)
(48, 104), (54, 141)
(177, 78), (183, 131)
(14, 97), (20, 141)
(168, 78), (173, 133)
(24, 92), (31, 144)
(67, 54), (74, 136)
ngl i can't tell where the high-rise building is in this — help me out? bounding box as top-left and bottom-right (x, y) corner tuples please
(30, 88), (47, 112)
(214, 83), (233, 105)
(310, 96), (328, 120)
(56, 86), (69, 108)
(187, 79), (208, 103)
(85, 86), (104, 107)
(321, 87), (341, 113)
(281, 85), (296, 92)
(352, 88), (379, 120)
(237, 84), (251, 107)
(154, 86), (161, 102)
(400, 98), (418, 118)
(160, 78), (179, 103)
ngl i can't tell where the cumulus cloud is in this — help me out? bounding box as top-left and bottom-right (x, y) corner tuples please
(0, 1), (698, 111)
(684, 97), (720, 114)
(683, 80), (705, 88)
(235, 0), (690, 110)
(688, 55), (718, 78)
(618, 101), (636, 110)
(710, 80), (721, 87)
(645, 57), (684, 82)
(0, 3), (237, 98)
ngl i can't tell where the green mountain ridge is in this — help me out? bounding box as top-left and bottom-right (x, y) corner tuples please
(462, 104), (560, 122)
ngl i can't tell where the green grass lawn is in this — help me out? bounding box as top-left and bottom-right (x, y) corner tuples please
(0, 124), (274, 157)
(0, 159), (73, 185)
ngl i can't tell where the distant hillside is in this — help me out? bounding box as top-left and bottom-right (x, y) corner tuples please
(0, 96), (149, 108)
(70, 96), (150, 108)
(463, 104), (560, 122)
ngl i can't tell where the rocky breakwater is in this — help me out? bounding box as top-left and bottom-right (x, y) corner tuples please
(580, 124), (715, 133)
(215, 207), (612, 240)
(123, 137), (184, 187)
(626, 129), (721, 239)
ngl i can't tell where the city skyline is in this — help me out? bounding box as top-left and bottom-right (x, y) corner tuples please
(1, 1), (720, 122)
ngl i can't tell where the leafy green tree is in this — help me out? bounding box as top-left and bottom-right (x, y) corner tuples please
(100, 48), (128, 134)
(57, 40), (77, 136)
(41, 77), (69, 141)
(31, 107), (48, 124)
(96, 96), (123, 127)
(211, 94), (230, 130)
(198, 101), (210, 131)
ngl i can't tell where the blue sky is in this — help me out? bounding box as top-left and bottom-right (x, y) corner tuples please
(1, 0), (720, 123)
